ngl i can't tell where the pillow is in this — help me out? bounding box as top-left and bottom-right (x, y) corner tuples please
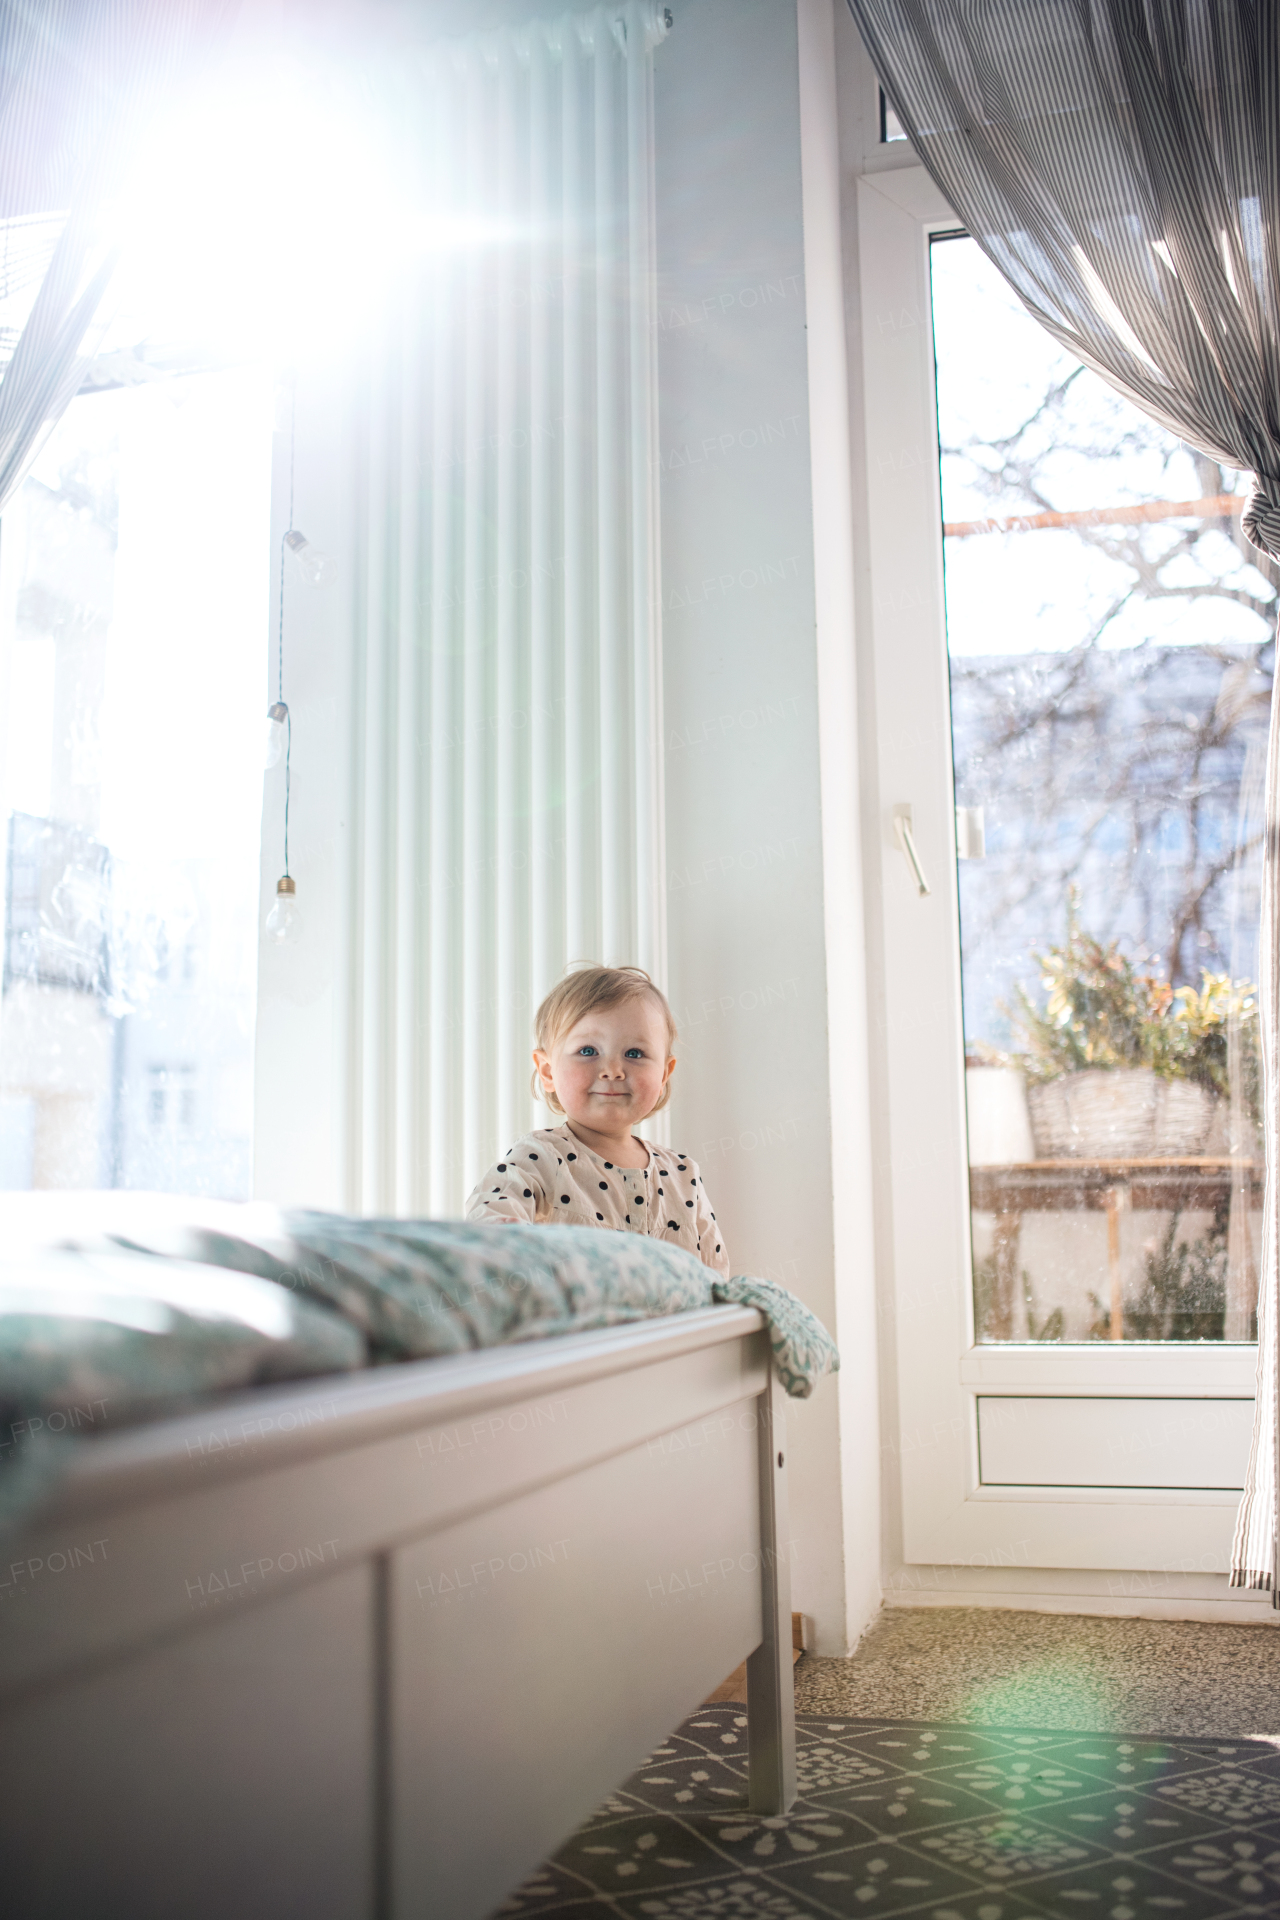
(0, 1240), (363, 1533)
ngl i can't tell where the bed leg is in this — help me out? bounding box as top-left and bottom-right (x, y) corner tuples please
(746, 1358), (796, 1813)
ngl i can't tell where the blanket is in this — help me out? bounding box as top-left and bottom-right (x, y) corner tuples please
(0, 1199), (839, 1535)
(269, 1213), (838, 1401)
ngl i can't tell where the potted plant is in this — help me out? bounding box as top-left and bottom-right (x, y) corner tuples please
(1009, 913), (1258, 1160)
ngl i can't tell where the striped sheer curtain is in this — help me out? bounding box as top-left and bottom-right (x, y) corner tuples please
(0, 0), (228, 513)
(842, 0), (1280, 1601)
(347, 3), (669, 1216)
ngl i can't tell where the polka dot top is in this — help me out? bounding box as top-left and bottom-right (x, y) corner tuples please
(464, 1124), (730, 1278)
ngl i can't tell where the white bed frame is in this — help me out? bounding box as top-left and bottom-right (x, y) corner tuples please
(0, 1303), (795, 1919)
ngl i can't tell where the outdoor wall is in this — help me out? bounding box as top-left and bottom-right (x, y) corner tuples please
(654, 0), (879, 1657)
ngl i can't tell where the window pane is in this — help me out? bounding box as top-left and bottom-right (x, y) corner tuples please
(0, 367), (272, 1196)
(932, 234), (1268, 1345)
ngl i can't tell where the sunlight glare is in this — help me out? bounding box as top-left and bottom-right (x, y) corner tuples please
(108, 56), (497, 360)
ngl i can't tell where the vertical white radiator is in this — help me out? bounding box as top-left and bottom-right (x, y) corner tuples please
(349, 2), (669, 1215)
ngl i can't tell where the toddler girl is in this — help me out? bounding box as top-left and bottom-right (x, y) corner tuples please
(464, 965), (730, 1277)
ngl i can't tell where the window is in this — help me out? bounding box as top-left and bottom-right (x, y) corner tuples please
(878, 87), (907, 144)
(931, 234), (1266, 1346)
(147, 1065), (197, 1133)
(0, 367), (272, 1196)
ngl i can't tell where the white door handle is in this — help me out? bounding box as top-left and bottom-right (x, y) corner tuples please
(893, 805), (931, 897)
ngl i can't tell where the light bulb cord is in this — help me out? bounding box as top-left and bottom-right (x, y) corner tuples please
(277, 376), (296, 707)
(276, 537), (285, 706)
(283, 707), (292, 879)
(276, 373), (297, 881)
(288, 373), (296, 536)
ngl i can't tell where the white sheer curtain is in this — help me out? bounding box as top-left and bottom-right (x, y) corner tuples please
(343, 3), (669, 1215)
(844, 0), (1280, 1602)
(0, 0), (230, 514)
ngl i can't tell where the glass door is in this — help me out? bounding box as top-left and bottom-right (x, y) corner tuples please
(856, 170), (1265, 1602)
(932, 234), (1267, 1356)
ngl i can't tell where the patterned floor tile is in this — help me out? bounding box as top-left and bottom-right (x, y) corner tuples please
(762, 1832), (996, 1913)
(829, 1728), (1147, 1802)
(1024, 1738), (1245, 1796)
(1020, 1787), (1229, 1857)
(918, 1748), (1110, 1815)
(1148, 1755), (1280, 1828)
(495, 1857), (626, 1915)
(1126, 1830), (1280, 1910)
(681, 1712), (753, 1753)
(802, 1764), (1025, 1842)
(700, 1805), (863, 1868)
(916, 1894), (1058, 1920)
(615, 1756), (753, 1815)
(610, 1877), (825, 1918)
(574, 1790), (656, 1830)
(844, 1729), (1048, 1772)
(795, 1730), (899, 1796)
(1015, 1854), (1241, 1917)
(508, 1709), (1280, 1920)
(905, 1810), (1104, 1886)
(554, 1809), (746, 1897)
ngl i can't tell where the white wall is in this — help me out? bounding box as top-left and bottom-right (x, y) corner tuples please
(255, 0), (884, 1656)
(654, 0), (879, 1656)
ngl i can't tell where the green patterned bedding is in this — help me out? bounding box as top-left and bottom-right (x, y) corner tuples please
(206, 1212), (839, 1399)
(0, 1198), (838, 1535)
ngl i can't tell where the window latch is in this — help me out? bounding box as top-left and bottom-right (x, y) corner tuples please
(955, 806), (985, 859)
(892, 804), (931, 897)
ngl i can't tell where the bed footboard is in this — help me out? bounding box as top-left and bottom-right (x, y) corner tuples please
(0, 1305), (795, 1920)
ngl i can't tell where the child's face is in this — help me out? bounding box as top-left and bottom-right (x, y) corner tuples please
(535, 995), (675, 1136)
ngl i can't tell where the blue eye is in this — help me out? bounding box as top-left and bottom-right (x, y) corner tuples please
(624, 1048), (644, 1059)
(576, 1045), (598, 1057)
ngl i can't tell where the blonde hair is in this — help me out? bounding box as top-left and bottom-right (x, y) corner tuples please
(532, 965), (677, 1116)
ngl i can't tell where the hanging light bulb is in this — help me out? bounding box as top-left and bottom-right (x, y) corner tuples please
(264, 700), (289, 770)
(265, 875), (302, 945)
(283, 527), (336, 590)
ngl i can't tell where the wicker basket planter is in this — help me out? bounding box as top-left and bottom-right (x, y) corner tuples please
(1027, 1068), (1215, 1160)
(1152, 1077), (1217, 1156)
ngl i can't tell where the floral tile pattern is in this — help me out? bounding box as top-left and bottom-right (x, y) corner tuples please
(909, 1813), (1097, 1880)
(1154, 1763), (1280, 1826)
(500, 1707), (1280, 1918)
